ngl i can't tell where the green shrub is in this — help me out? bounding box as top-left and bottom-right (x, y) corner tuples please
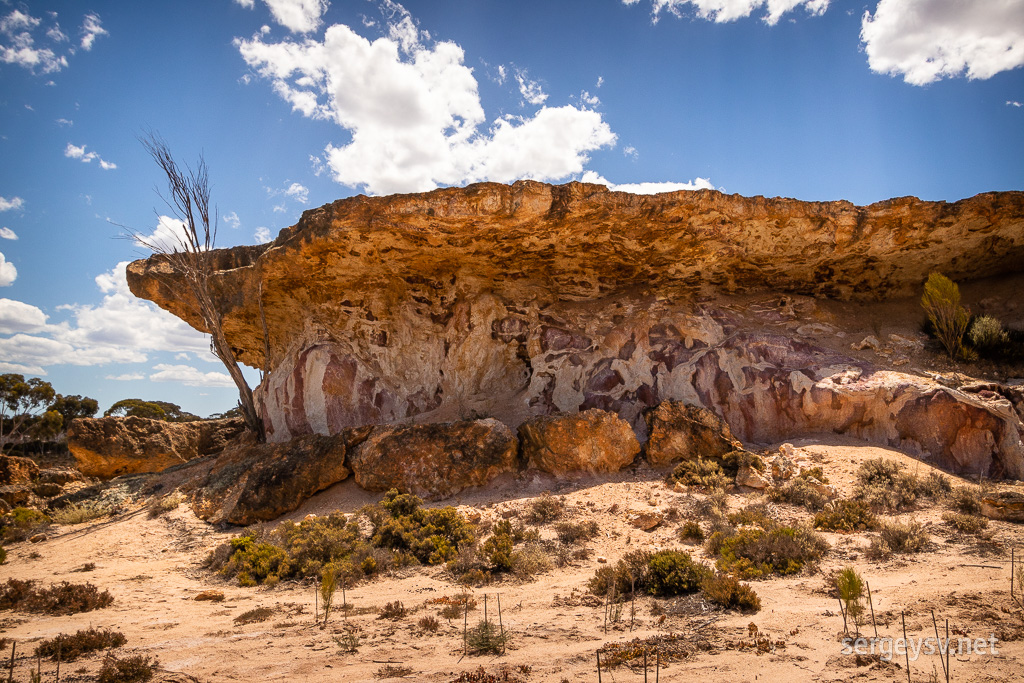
(667, 457), (730, 490)
(524, 493), (564, 524)
(835, 566), (865, 631)
(553, 520), (600, 545)
(813, 500), (880, 532)
(466, 619), (510, 655)
(2, 507), (49, 542)
(700, 573), (761, 612)
(853, 459), (943, 513)
(768, 478), (830, 511)
(678, 520), (705, 543)
(222, 534), (290, 587)
(727, 503), (776, 529)
(948, 486), (983, 515)
(96, 654), (157, 683)
(797, 467), (829, 484)
(921, 272), (970, 360)
(646, 550), (712, 596)
(867, 520), (929, 559)
(587, 550), (653, 596)
(969, 316), (1009, 355)
(713, 525), (828, 579)
(35, 627), (126, 661)
(941, 512), (989, 534)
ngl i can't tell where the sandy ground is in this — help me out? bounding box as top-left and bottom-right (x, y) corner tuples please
(2, 435), (1024, 683)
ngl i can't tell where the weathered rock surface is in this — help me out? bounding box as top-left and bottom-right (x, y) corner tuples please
(125, 182), (1024, 480)
(68, 416), (246, 479)
(645, 402), (742, 468)
(519, 409), (640, 475)
(0, 455), (39, 485)
(980, 490), (1024, 523)
(191, 433), (351, 525)
(348, 419), (518, 500)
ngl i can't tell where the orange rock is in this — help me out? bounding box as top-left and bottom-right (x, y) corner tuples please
(519, 409), (640, 475)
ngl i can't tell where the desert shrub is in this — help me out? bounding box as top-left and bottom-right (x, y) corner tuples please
(969, 316), (1010, 355)
(678, 520), (705, 543)
(524, 493), (564, 524)
(720, 450), (764, 475)
(646, 550), (713, 596)
(553, 520), (600, 545)
(510, 543), (552, 579)
(941, 512), (989, 534)
(768, 478), (831, 511)
(375, 664), (414, 678)
(727, 503), (776, 528)
(700, 573), (761, 612)
(588, 550), (653, 596)
(234, 606), (274, 624)
(451, 666), (530, 683)
(813, 500), (880, 532)
(281, 513), (367, 579)
(466, 619), (510, 655)
(835, 566), (865, 632)
(378, 600), (407, 620)
(713, 525), (828, 579)
(867, 520), (929, 560)
(919, 471), (952, 497)
(222, 534), (290, 587)
(667, 457), (731, 490)
(948, 486), (983, 515)
(797, 467), (829, 483)
(146, 491), (184, 518)
(35, 627), (126, 661)
(418, 615), (440, 632)
(1, 507), (49, 542)
(0, 579), (112, 614)
(482, 524), (514, 572)
(436, 594), (477, 620)
(921, 272), (970, 360)
(50, 500), (112, 525)
(97, 654), (158, 683)
(367, 490), (476, 565)
(854, 459), (943, 513)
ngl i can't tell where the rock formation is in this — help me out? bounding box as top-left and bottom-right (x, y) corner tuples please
(68, 416), (246, 479)
(125, 182), (1024, 482)
(519, 409), (640, 475)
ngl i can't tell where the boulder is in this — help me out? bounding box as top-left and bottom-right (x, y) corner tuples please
(980, 490), (1024, 523)
(628, 511), (664, 531)
(0, 455), (39, 486)
(645, 402), (741, 468)
(349, 419), (517, 500)
(0, 484), (30, 507)
(68, 416), (246, 479)
(519, 409), (640, 475)
(191, 433), (351, 526)
(736, 465), (772, 489)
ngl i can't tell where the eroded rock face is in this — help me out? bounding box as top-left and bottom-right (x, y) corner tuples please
(519, 409), (640, 475)
(191, 433), (351, 526)
(125, 182), (1024, 479)
(645, 402), (742, 468)
(348, 419), (518, 499)
(980, 491), (1024, 523)
(0, 455), (39, 486)
(68, 416), (246, 479)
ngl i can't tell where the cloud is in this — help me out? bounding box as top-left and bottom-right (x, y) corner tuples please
(149, 364), (234, 387)
(581, 171), (714, 194)
(0, 196), (22, 211)
(861, 0), (1024, 85)
(223, 211), (241, 229)
(284, 182), (309, 203)
(236, 1), (616, 195)
(1009, 100), (1023, 107)
(105, 372), (145, 381)
(623, 0), (829, 25)
(79, 13), (107, 51)
(0, 228), (16, 240)
(515, 70), (548, 105)
(254, 227), (273, 243)
(623, 146), (638, 159)
(0, 362), (45, 375)
(0, 251), (16, 286)
(0, 298), (46, 334)
(264, 0), (330, 33)
(56, 117), (73, 126)
(64, 142), (116, 169)
(235, 0), (257, 8)
(133, 215), (190, 252)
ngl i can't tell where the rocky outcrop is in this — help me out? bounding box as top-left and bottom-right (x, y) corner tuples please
(191, 433), (351, 525)
(124, 182), (1024, 480)
(519, 409), (640, 475)
(0, 455), (39, 485)
(68, 417), (246, 479)
(980, 491), (1024, 523)
(644, 402), (743, 468)
(348, 419), (518, 500)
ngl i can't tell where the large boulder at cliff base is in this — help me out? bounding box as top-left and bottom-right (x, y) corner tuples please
(645, 402), (742, 468)
(348, 419), (518, 500)
(519, 409), (640, 475)
(67, 416), (245, 479)
(191, 433), (351, 525)
(0, 455), (40, 486)
(980, 490), (1024, 523)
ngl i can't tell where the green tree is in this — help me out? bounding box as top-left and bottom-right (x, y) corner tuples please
(921, 272), (970, 360)
(0, 374), (58, 451)
(104, 399), (168, 420)
(49, 394), (99, 429)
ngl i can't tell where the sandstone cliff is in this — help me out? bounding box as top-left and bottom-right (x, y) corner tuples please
(126, 182), (1024, 479)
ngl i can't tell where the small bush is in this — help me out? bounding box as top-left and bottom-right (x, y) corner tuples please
(234, 606), (274, 624)
(0, 579), (113, 615)
(587, 550), (653, 597)
(510, 543), (552, 579)
(147, 491), (185, 518)
(418, 615), (440, 632)
(524, 493), (564, 524)
(700, 573), (761, 612)
(376, 664), (413, 678)
(553, 520), (600, 545)
(50, 501), (111, 525)
(466, 619), (510, 655)
(646, 550), (712, 596)
(35, 627), (126, 661)
(223, 535), (290, 587)
(713, 525), (828, 579)
(768, 478), (831, 512)
(1, 507), (49, 542)
(969, 316), (1009, 355)
(867, 520), (929, 559)
(667, 457), (731, 490)
(921, 272), (970, 360)
(835, 566), (865, 632)
(378, 600), (407, 620)
(97, 654), (157, 683)
(678, 520), (705, 543)
(948, 486), (983, 515)
(854, 459), (944, 513)
(942, 512), (989, 534)
(813, 500), (880, 532)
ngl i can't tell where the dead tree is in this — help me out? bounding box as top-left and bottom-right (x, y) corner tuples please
(135, 132), (265, 442)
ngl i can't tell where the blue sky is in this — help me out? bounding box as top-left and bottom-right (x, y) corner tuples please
(1, 0), (1022, 417)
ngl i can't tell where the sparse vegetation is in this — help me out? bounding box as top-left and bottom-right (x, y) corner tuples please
(769, 477), (831, 511)
(524, 493), (564, 524)
(867, 520), (929, 559)
(35, 627), (126, 661)
(666, 457), (731, 490)
(0, 578), (113, 614)
(553, 520), (600, 545)
(418, 614), (440, 632)
(921, 272), (971, 360)
(813, 499), (880, 532)
(835, 566), (865, 634)
(678, 520), (705, 543)
(853, 458), (946, 513)
(376, 664), (414, 678)
(942, 512), (989, 534)
(147, 491), (185, 518)
(969, 315), (1010, 355)
(467, 619), (510, 655)
(948, 486), (983, 515)
(1, 506), (49, 542)
(50, 500), (112, 525)
(379, 600), (408, 620)
(710, 523), (828, 579)
(700, 573), (761, 612)
(96, 654), (158, 683)
(450, 666), (530, 683)
(234, 606), (275, 624)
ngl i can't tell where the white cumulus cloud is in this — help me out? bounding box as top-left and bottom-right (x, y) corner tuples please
(284, 182), (310, 203)
(79, 13), (107, 51)
(0, 196), (24, 212)
(64, 142), (116, 169)
(254, 227), (273, 243)
(0, 251), (16, 286)
(236, 1), (616, 195)
(150, 364), (234, 387)
(105, 372), (145, 381)
(0, 9), (106, 74)
(581, 171), (714, 194)
(235, 0), (257, 9)
(264, 0), (329, 33)
(515, 70), (548, 105)
(133, 215), (191, 252)
(861, 0), (1024, 85)
(0, 228), (16, 240)
(0, 298), (46, 334)
(623, 0), (829, 25)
